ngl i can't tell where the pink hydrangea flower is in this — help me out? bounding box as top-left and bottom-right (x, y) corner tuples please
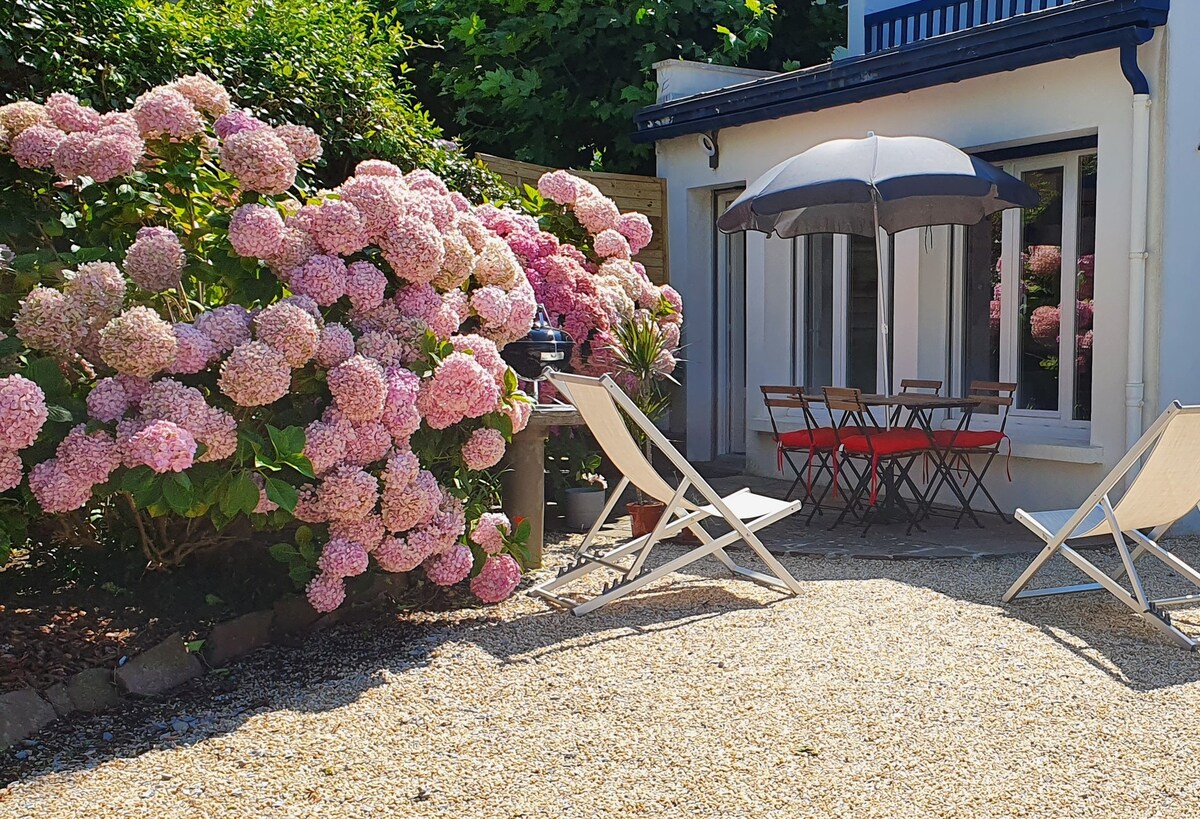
(501, 398), (532, 435)
(123, 419), (196, 473)
(1027, 245), (1062, 277)
(213, 109), (267, 139)
(0, 101), (50, 138)
(52, 131), (93, 179)
(356, 331), (406, 368)
(196, 304), (253, 354)
(81, 131), (144, 182)
(64, 261), (126, 320)
(229, 204), (286, 258)
(170, 74), (231, 117)
(318, 465), (379, 523)
(373, 536), (427, 573)
(593, 228), (632, 260)
(28, 459), (92, 513)
(355, 159), (405, 178)
(383, 450), (420, 489)
(380, 217), (443, 284)
(471, 512), (510, 555)
(0, 451), (23, 493)
(124, 226), (185, 291)
(56, 425), (118, 485)
(131, 87), (203, 139)
(316, 323), (356, 368)
(318, 538), (370, 578)
(537, 170), (582, 205)
(345, 261), (387, 311)
(303, 417), (349, 474)
(328, 355), (387, 422)
(0, 375), (48, 451)
(312, 200), (367, 255)
(451, 334), (506, 387)
(169, 322), (217, 374)
(218, 341), (291, 406)
(219, 129), (297, 195)
(45, 92), (100, 133)
(381, 469), (439, 533)
(574, 193), (621, 234)
(99, 306), (178, 377)
(470, 554), (522, 603)
(473, 238), (522, 288)
(417, 352), (501, 429)
(424, 544), (473, 587)
(329, 513), (386, 552)
(293, 484), (325, 523)
(86, 377), (130, 422)
(1030, 305), (1061, 345)
(273, 124), (322, 163)
(13, 287), (84, 353)
(617, 212), (653, 254)
(343, 420), (391, 467)
(254, 302), (319, 367)
(470, 286), (511, 331)
(265, 226), (316, 275)
(436, 232), (476, 289)
(339, 175), (405, 240)
(382, 368), (422, 444)
(11, 125), (64, 169)
(290, 254), (347, 307)
(461, 427), (506, 471)
(252, 472), (279, 514)
(306, 573), (345, 613)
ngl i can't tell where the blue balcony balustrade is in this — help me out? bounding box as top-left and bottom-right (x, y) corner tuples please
(866, 0), (1082, 53)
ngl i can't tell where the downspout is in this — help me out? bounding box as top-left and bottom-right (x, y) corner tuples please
(1121, 40), (1152, 453)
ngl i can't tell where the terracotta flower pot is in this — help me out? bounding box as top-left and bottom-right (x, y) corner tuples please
(627, 500), (667, 538)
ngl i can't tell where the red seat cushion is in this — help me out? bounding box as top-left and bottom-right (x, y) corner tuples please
(840, 429), (932, 456)
(777, 427), (838, 450)
(777, 426), (863, 451)
(932, 430), (1006, 450)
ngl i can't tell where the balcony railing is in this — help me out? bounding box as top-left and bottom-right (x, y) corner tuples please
(865, 0), (1082, 53)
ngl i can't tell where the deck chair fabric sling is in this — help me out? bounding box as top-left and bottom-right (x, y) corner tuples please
(529, 372), (804, 616)
(1004, 402), (1200, 649)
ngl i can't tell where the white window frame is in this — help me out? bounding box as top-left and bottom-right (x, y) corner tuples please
(949, 148), (1095, 432)
(792, 233), (892, 395)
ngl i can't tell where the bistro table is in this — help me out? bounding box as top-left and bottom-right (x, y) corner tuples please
(803, 392), (983, 530)
(499, 403), (584, 568)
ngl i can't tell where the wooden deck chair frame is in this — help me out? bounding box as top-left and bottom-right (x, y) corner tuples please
(1004, 402), (1200, 650)
(529, 372), (804, 616)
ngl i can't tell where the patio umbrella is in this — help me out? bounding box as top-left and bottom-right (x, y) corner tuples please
(717, 133), (1038, 398)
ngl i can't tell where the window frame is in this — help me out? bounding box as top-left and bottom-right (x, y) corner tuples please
(792, 233), (893, 395)
(949, 147), (1095, 432)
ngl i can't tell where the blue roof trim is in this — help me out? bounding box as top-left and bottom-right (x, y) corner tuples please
(633, 0), (1168, 144)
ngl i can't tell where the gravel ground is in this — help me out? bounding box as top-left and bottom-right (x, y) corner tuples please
(3, 533), (1200, 819)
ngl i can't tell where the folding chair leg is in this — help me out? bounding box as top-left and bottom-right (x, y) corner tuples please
(575, 476), (629, 557)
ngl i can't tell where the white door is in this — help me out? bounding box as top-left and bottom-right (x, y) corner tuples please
(715, 189), (747, 456)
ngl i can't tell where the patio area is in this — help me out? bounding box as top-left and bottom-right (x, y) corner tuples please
(5, 525), (1198, 817)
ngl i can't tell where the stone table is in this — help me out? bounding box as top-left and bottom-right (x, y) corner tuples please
(501, 403), (584, 568)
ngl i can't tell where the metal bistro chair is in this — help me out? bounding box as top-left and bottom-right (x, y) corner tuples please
(760, 386), (844, 511)
(929, 380), (1016, 527)
(824, 386), (934, 535)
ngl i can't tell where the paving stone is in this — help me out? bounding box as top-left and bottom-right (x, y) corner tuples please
(42, 683), (74, 717)
(66, 668), (121, 712)
(0, 688), (56, 748)
(114, 633), (203, 697)
(271, 594), (320, 641)
(203, 610), (273, 667)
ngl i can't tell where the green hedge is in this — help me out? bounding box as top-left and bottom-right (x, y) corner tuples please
(0, 0), (510, 200)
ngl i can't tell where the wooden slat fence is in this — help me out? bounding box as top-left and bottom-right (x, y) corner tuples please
(478, 153), (670, 285)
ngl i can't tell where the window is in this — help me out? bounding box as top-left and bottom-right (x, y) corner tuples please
(954, 150), (1097, 422)
(794, 234), (893, 392)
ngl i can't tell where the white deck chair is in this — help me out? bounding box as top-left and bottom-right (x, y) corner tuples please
(1004, 402), (1200, 649)
(529, 372), (804, 616)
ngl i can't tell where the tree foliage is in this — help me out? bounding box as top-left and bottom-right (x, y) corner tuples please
(0, 0), (511, 199)
(394, 0), (846, 174)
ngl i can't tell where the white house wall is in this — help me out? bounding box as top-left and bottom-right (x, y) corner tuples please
(656, 40), (1167, 513)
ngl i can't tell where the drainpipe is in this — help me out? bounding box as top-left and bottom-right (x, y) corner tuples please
(1121, 42), (1152, 453)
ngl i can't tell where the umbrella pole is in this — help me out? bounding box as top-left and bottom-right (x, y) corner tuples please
(872, 194), (891, 425)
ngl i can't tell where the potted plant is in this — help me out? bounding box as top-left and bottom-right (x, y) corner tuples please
(565, 471), (608, 531)
(609, 315), (680, 537)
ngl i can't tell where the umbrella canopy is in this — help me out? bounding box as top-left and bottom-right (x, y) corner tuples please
(717, 134), (1039, 238)
(716, 133), (1038, 403)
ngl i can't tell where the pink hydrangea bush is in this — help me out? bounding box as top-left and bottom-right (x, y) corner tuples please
(0, 76), (537, 609)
